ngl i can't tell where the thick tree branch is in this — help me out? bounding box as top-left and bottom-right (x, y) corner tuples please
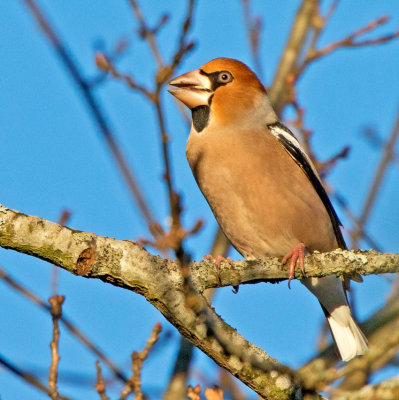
(0, 204), (297, 398)
(330, 374), (399, 400)
(1, 205), (397, 291)
(1, 203), (398, 397)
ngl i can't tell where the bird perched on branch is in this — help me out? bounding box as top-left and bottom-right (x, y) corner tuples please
(168, 57), (367, 361)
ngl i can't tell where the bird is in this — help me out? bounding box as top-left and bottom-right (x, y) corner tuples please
(168, 57), (367, 362)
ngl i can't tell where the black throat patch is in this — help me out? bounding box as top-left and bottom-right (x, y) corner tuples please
(192, 105), (210, 132)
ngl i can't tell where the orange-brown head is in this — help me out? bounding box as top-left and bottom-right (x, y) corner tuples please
(169, 58), (277, 129)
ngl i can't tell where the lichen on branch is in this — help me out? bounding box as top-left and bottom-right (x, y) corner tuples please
(1, 203), (398, 398)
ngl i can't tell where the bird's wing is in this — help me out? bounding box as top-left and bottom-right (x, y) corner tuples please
(267, 122), (347, 250)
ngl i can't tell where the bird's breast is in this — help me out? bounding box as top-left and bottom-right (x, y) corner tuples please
(186, 126), (337, 258)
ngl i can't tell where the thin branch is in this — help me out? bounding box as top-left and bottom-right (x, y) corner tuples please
(187, 385), (201, 400)
(269, 0), (317, 114)
(204, 387), (224, 400)
(0, 266), (127, 383)
(331, 191), (383, 252)
(169, 0), (196, 72)
(95, 361), (109, 400)
(0, 354), (70, 400)
(300, 292), (399, 391)
(126, 0), (196, 238)
(219, 369), (247, 400)
(163, 228), (226, 400)
(48, 295), (65, 400)
(324, 318), (399, 391)
(22, 0), (156, 230)
(351, 105), (399, 248)
(87, 36), (130, 89)
(98, 0), (197, 257)
(297, 14), (399, 76)
(163, 337), (194, 400)
(330, 374), (399, 400)
(120, 323), (162, 400)
(241, 0), (263, 80)
(128, 0), (165, 67)
(95, 54), (154, 100)
(151, 0), (196, 258)
(307, 0), (338, 53)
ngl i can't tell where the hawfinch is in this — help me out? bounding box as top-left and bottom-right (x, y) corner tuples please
(168, 58), (367, 361)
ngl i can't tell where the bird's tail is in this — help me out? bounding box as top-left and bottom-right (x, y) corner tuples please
(324, 303), (368, 362)
(302, 275), (368, 362)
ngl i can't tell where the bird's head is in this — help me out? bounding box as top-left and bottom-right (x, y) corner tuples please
(168, 58), (277, 129)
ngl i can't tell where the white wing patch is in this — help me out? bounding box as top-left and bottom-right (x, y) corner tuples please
(268, 123), (322, 180)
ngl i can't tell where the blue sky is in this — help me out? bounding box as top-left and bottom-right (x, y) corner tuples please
(1, 1), (399, 399)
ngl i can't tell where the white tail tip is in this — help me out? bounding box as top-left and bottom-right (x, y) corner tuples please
(328, 311), (368, 362)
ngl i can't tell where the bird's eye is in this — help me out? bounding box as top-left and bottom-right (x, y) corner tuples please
(217, 71), (233, 84)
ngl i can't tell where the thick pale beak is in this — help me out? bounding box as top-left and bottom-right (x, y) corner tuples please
(168, 69), (212, 109)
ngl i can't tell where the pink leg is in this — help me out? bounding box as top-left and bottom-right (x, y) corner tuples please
(282, 243), (306, 289)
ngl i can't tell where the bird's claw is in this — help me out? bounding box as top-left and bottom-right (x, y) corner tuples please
(202, 255), (233, 286)
(202, 254), (233, 268)
(282, 243), (305, 289)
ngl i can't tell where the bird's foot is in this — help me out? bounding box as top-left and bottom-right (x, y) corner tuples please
(202, 255), (233, 286)
(282, 243), (306, 289)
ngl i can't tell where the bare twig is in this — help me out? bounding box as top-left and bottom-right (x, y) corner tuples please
(99, 0), (197, 257)
(163, 228), (230, 400)
(48, 295), (65, 400)
(126, 0), (196, 237)
(330, 374), (399, 400)
(296, 14), (399, 76)
(95, 361), (109, 400)
(241, 0), (263, 79)
(120, 322), (162, 400)
(22, 0), (155, 230)
(0, 266), (127, 383)
(331, 192), (383, 251)
(88, 37), (130, 88)
(317, 146), (351, 178)
(187, 384), (201, 400)
(361, 126), (399, 165)
(163, 337), (194, 400)
(303, 316), (399, 392)
(288, 100), (351, 180)
(307, 0), (339, 53)
(151, 0), (196, 258)
(269, 0), (317, 114)
(128, 0), (165, 67)
(95, 54), (154, 100)
(300, 292), (399, 390)
(0, 354), (70, 400)
(169, 0), (196, 72)
(205, 387), (224, 400)
(219, 369), (247, 400)
(351, 105), (399, 248)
